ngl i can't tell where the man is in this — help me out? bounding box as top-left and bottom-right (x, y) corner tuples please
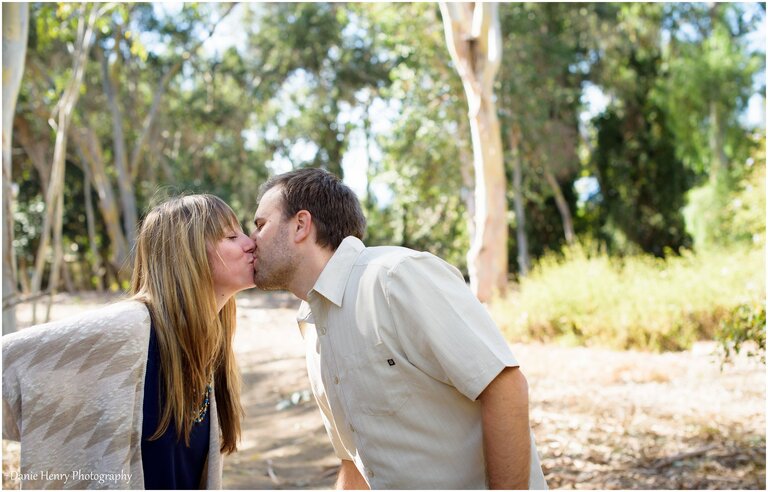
(251, 168), (547, 490)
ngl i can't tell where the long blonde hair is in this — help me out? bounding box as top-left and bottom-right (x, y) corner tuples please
(130, 194), (244, 453)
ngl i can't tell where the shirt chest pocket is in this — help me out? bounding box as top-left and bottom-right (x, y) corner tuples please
(338, 343), (411, 416)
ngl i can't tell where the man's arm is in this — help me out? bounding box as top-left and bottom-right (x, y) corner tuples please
(335, 459), (369, 490)
(478, 366), (531, 489)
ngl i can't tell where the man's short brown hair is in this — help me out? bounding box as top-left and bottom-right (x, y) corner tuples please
(259, 168), (366, 250)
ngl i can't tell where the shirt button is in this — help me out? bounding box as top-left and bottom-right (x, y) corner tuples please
(318, 326), (327, 335)
(334, 376), (339, 385)
(350, 424), (356, 433)
(367, 469), (374, 478)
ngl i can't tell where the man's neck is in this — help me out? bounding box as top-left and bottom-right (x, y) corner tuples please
(291, 246), (335, 302)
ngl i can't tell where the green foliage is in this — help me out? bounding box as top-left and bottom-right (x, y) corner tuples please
(684, 131), (766, 249)
(590, 7), (695, 256)
(592, 104), (693, 256)
(242, 2), (393, 177)
(491, 244), (765, 352)
(498, 3), (596, 263)
(363, 2), (472, 271)
(10, 2), (765, 298)
(660, 3), (764, 177)
(585, 3), (763, 257)
(715, 301), (766, 365)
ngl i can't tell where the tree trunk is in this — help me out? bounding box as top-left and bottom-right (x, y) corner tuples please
(2, 3), (29, 334)
(99, 47), (138, 249)
(29, 4), (100, 322)
(15, 114), (51, 197)
(709, 101), (728, 184)
(542, 166), (575, 245)
(458, 116), (476, 244)
(81, 146), (105, 292)
(439, 2), (507, 302)
(71, 126), (130, 277)
(508, 124), (530, 276)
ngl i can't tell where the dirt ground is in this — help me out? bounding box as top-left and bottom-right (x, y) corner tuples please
(3, 291), (766, 489)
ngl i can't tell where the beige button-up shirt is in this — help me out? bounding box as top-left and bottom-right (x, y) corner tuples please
(297, 237), (547, 489)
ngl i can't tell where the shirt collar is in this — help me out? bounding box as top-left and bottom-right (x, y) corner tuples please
(308, 236), (365, 308)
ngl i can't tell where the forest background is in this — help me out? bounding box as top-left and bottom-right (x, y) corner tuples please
(0, 1), (766, 488)
(2, 1), (765, 353)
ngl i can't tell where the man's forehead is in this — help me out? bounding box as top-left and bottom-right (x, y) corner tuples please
(254, 187), (282, 218)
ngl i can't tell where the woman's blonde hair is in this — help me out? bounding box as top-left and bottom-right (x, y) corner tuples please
(130, 194), (244, 454)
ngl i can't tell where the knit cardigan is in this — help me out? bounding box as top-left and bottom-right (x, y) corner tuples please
(2, 300), (223, 489)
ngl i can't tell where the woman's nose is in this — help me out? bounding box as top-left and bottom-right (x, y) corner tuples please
(243, 235), (256, 252)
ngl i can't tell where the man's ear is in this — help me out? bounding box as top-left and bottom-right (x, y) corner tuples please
(294, 210), (313, 243)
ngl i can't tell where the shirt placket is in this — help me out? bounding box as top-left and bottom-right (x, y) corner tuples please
(311, 299), (362, 451)
(313, 298), (375, 484)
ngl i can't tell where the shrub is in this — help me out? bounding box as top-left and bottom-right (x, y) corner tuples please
(715, 301), (766, 365)
(491, 244), (765, 353)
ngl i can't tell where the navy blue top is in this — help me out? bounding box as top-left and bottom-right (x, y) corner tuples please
(142, 322), (210, 489)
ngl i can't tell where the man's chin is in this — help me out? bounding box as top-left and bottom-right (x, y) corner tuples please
(254, 279), (285, 292)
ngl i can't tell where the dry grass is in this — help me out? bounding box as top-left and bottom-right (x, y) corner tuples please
(492, 245), (765, 352)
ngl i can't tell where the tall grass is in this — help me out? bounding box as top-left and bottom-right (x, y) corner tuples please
(491, 245), (766, 352)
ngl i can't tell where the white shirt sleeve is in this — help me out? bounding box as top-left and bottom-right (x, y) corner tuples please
(385, 253), (519, 400)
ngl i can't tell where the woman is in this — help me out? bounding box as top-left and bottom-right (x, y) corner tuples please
(2, 194), (255, 489)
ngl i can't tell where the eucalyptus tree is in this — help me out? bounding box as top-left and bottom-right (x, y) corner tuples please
(27, 3), (108, 321)
(660, 3), (764, 249)
(361, 2), (472, 272)
(439, 2), (507, 302)
(12, 2), (244, 307)
(662, 3), (763, 182)
(497, 3), (599, 273)
(589, 3), (692, 256)
(154, 45), (271, 220)
(2, 2), (29, 333)
(242, 2), (391, 178)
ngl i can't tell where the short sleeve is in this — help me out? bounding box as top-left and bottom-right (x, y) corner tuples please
(385, 254), (518, 400)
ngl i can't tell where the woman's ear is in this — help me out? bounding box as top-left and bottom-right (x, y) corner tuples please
(294, 210), (312, 243)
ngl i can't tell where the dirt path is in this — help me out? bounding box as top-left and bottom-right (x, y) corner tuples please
(3, 291), (766, 489)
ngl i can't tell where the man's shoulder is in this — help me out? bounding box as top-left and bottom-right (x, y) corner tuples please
(357, 245), (430, 270)
(355, 246), (463, 284)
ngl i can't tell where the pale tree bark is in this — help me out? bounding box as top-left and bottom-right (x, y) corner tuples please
(542, 165), (575, 245)
(458, 115), (476, 242)
(71, 126), (130, 278)
(2, 3), (29, 334)
(30, 4), (104, 322)
(543, 120), (576, 245)
(439, 2), (507, 302)
(508, 124), (530, 276)
(708, 101), (728, 184)
(99, 47), (138, 248)
(707, 3), (728, 185)
(15, 114), (51, 197)
(80, 150), (105, 292)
